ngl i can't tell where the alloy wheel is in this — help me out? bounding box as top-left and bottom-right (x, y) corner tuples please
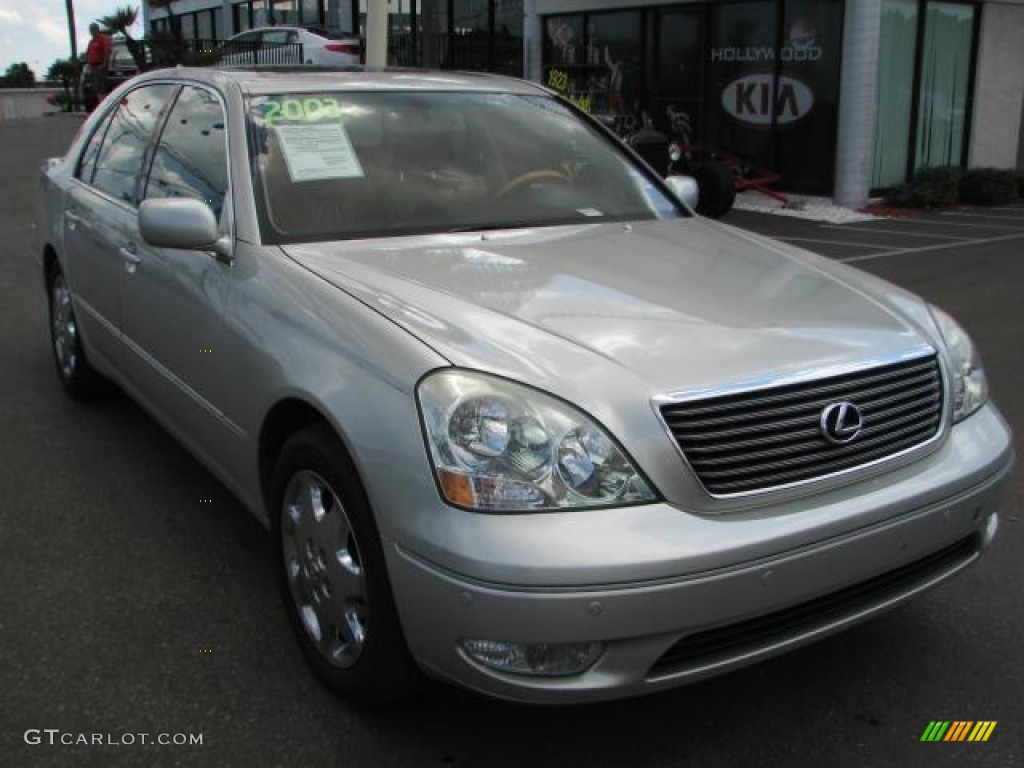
(281, 469), (368, 668)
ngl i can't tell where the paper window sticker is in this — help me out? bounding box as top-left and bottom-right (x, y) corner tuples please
(275, 123), (365, 182)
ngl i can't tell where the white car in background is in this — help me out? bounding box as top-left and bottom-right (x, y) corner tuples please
(220, 26), (361, 67)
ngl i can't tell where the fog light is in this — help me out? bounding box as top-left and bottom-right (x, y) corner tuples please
(459, 638), (603, 677)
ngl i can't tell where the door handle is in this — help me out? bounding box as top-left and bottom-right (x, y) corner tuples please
(64, 209), (81, 228)
(120, 246), (141, 273)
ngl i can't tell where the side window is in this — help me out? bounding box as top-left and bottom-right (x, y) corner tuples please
(76, 111), (116, 185)
(145, 86), (229, 220)
(228, 31), (258, 51)
(90, 85), (175, 203)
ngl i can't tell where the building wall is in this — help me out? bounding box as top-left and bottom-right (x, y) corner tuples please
(0, 89), (61, 121)
(148, 0), (231, 15)
(969, 1), (1024, 168)
(144, 1), (356, 37)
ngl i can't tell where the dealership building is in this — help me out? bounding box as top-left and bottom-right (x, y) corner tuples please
(144, 0), (1024, 205)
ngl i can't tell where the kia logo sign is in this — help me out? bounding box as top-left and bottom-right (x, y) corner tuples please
(721, 74), (814, 126)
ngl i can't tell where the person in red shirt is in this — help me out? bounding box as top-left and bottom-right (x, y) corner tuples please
(85, 23), (113, 104)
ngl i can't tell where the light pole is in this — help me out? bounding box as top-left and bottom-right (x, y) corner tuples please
(65, 0), (78, 60)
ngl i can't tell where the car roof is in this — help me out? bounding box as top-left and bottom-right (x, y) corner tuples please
(134, 66), (547, 97)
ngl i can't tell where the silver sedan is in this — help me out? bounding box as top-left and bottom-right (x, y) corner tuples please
(34, 67), (1014, 705)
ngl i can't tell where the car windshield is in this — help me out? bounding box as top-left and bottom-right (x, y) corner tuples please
(248, 90), (684, 242)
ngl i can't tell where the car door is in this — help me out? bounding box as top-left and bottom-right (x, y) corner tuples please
(62, 83), (176, 375)
(121, 83), (252, 484)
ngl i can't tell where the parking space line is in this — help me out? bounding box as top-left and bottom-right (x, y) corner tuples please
(940, 211), (1024, 222)
(819, 225), (968, 240)
(838, 232), (1024, 263)
(888, 218), (1024, 232)
(777, 237), (887, 250)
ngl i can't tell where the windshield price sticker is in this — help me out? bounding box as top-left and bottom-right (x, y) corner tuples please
(275, 123), (365, 182)
(547, 68), (570, 93)
(264, 97), (343, 123)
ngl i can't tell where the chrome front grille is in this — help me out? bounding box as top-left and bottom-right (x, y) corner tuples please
(659, 354), (944, 496)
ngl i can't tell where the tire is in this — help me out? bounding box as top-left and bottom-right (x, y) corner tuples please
(692, 160), (736, 219)
(270, 423), (419, 706)
(48, 267), (110, 399)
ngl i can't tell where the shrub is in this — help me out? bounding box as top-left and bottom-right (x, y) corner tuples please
(45, 91), (74, 111)
(958, 168), (1020, 205)
(884, 166), (961, 209)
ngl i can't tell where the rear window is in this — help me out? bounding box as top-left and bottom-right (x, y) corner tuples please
(248, 90), (683, 242)
(304, 26), (356, 40)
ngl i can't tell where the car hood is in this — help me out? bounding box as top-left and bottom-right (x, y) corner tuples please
(282, 218), (936, 400)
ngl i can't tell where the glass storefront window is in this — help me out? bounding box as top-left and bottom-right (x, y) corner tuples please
(705, 1), (776, 171)
(873, 0), (918, 187)
(197, 10), (215, 42)
(586, 11), (643, 123)
(873, 0), (977, 186)
(776, 0), (842, 193)
(544, 15), (583, 67)
(181, 13), (197, 40)
(492, 0), (522, 75)
(654, 7), (704, 142)
(453, 0), (488, 34)
(494, 0), (520, 38)
(914, 2), (975, 171)
(301, 0), (323, 28)
(267, 0), (298, 26)
(234, 2), (254, 34)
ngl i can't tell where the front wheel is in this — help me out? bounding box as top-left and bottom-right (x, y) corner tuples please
(691, 161), (736, 219)
(270, 424), (419, 705)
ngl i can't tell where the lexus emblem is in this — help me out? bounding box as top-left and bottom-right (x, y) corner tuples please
(820, 401), (863, 445)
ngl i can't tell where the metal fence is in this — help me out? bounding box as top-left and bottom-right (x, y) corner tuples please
(141, 38), (304, 69)
(216, 40), (305, 67)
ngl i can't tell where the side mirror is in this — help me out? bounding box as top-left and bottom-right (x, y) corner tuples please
(139, 198), (232, 262)
(664, 175), (700, 212)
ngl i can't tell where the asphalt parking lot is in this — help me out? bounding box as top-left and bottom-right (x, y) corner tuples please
(726, 204), (1024, 264)
(2, 113), (1022, 768)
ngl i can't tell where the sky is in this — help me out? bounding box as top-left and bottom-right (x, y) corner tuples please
(0, 0), (142, 78)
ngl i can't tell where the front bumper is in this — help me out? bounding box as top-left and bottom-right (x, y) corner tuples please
(384, 407), (1014, 704)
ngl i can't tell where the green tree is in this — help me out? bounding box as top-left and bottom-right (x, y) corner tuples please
(98, 5), (146, 70)
(46, 58), (81, 109)
(1, 62), (37, 88)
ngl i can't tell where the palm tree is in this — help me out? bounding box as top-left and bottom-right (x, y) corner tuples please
(99, 5), (146, 71)
(65, 0), (77, 60)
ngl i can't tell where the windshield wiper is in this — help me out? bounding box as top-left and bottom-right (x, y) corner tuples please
(445, 222), (534, 234)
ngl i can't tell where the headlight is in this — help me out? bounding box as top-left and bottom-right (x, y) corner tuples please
(417, 370), (656, 511)
(930, 305), (988, 422)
